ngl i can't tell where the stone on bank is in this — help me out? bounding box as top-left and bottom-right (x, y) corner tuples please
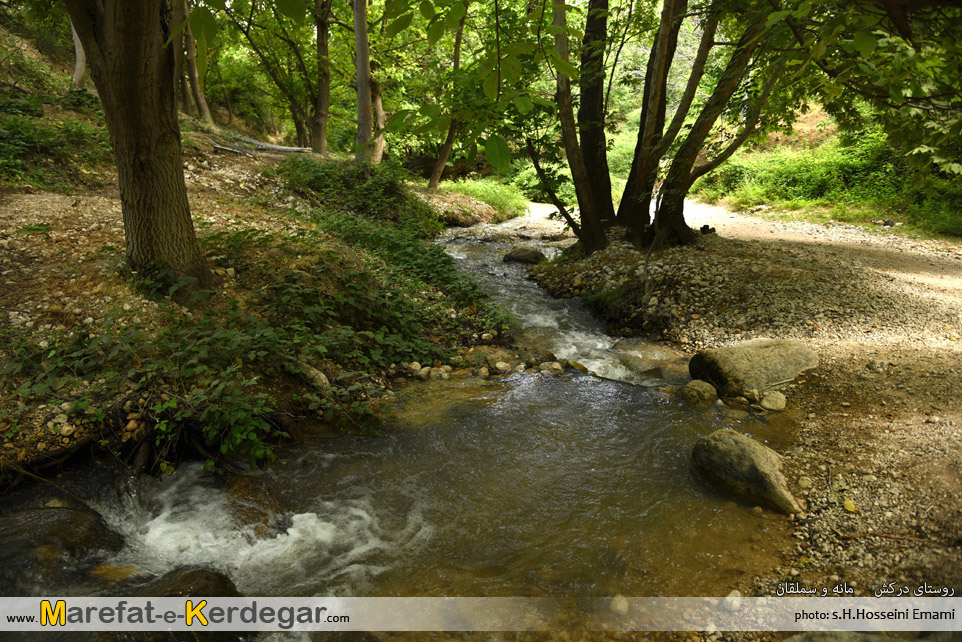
(689, 338), (818, 398)
(691, 429), (801, 515)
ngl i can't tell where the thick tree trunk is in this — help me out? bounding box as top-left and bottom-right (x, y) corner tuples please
(69, 20), (87, 90)
(184, 12), (213, 125)
(427, 9), (467, 192)
(578, 0), (615, 223)
(352, 0), (374, 167)
(310, 0), (333, 154)
(62, 0), (211, 288)
(292, 104), (310, 148)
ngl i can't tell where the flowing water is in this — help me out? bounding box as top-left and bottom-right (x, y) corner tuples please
(0, 219), (797, 611)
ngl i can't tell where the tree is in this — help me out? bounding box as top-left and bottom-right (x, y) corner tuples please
(352, 0), (374, 166)
(428, 4), (468, 191)
(62, 0), (212, 287)
(184, 0), (214, 125)
(68, 18), (87, 91)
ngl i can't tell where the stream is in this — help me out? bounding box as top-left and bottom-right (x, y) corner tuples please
(0, 212), (797, 625)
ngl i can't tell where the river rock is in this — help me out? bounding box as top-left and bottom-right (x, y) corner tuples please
(682, 379), (717, 404)
(118, 566), (242, 597)
(540, 361), (564, 374)
(0, 506), (124, 562)
(761, 391), (787, 411)
(416, 366), (431, 380)
(688, 339), (818, 397)
(691, 429), (801, 515)
(503, 245), (547, 265)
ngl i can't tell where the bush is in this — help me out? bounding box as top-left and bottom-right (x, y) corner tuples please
(438, 178), (528, 221)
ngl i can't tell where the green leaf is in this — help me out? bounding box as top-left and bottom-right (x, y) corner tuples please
(427, 18), (446, 45)
(275, 0), (307, 24)
(419, 0), (435, 19)
(384, 0), (408, 20)
(484, 135), (510, 172)
(853, 30), (876, 58)
(483, 72), (499, 100)
(766, 10), (791, 27)
(552, 57), (579, 79)
(513, 94), (534, 114)
(449, 1), (467, 22)
(386, 12), (413, 38)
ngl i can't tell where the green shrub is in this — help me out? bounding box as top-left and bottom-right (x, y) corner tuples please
(438, 178), (528, 221)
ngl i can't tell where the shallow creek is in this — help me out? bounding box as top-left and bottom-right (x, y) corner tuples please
(0, 219), (798, 612)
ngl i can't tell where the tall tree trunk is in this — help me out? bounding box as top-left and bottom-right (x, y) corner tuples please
(310, 0), (333, 154)
(352, 0), (374, 167)
(214, 59), (233, 126)
(69, 20), (87, 90)
(552, 0), (607, 253)
(184, 3), (213, 125)
(578, 0), (615, 223)
(172, 0), (192, 114)
(428, 9), (467, 192)
(62, 0), (212, 288)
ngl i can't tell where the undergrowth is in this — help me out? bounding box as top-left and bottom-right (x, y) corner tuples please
(0, 92), (110, 191)
(0, 211), (509, 471)
(437, 178), (528, 221)
(270, 156), (443, 238)
(692, 127), (962, 236)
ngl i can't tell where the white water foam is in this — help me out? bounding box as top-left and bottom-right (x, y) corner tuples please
(95, 463), (434, 595)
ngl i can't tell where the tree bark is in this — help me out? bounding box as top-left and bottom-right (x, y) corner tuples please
(62, 0), (211, 288)
(69, 20), (87, 90)
(291, 103), (310, 148)
(184, 3), (214, 125)
(352, 0), (374, 167)
(552, 0), (606, 253)
(616, 0), (687, 234)
(428, 10), (467, 191)
(577, 0), (615, 223)
(370, 67), (387, 164)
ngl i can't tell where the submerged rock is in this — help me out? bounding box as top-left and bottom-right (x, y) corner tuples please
(688, 338), (818, 397)
(682, 379), (717, 404)
(691, 429), (801, 515)
(503, 245), (547, 265)
(0, 505), (124, 561)
(118, 566), (242, 598)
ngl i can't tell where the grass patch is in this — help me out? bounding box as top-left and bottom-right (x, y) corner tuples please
(692, 129), (962, 236)
(437, 178), (528, 222)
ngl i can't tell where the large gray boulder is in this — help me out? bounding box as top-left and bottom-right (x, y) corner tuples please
(503, 245), (547, 265)
(689, 338), (818, 397)
(692, 430), (801, 515)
